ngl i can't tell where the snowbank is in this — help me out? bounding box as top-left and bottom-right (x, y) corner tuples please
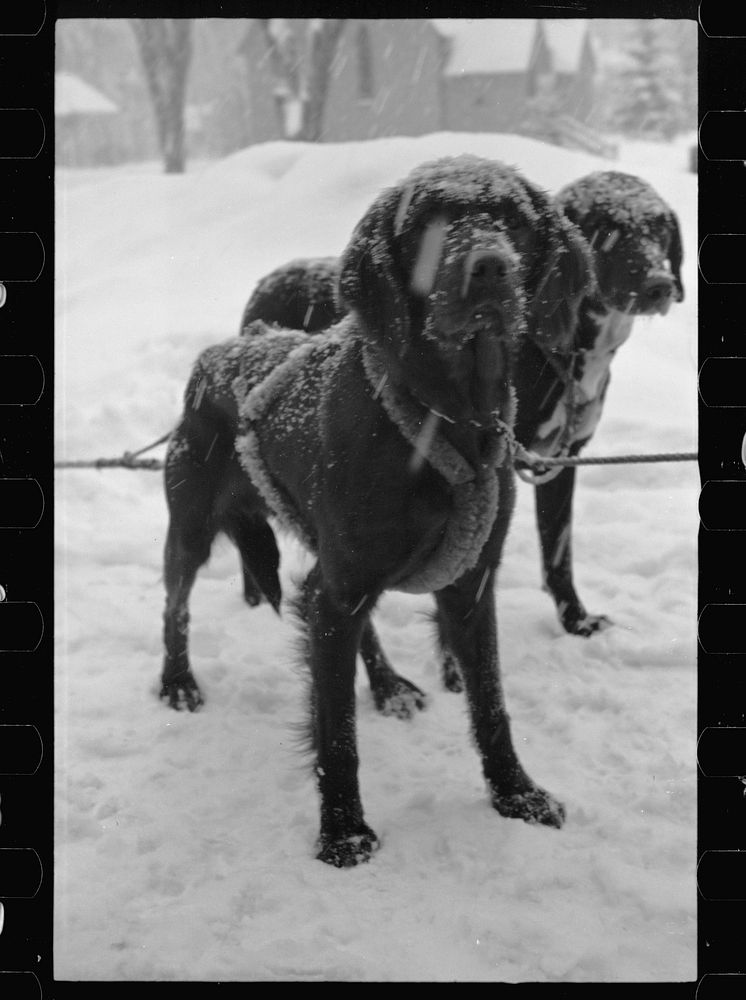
(55, 130), (697, 982)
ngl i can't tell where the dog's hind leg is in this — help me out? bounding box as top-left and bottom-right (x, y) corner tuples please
(431, 610), (464, 693)
(162, 517), (213, 712)
(358, 620), (428, 718)
(161, 418), (228, 711)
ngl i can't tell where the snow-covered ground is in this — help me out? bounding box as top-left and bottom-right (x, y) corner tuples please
(55, 130), (698, 982)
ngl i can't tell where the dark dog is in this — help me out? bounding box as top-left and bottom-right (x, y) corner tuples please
(162, 155), (591, 866)
(513, 170), (684, 636)
(241, 170), (684, 649)
(240, 257), (341, 334)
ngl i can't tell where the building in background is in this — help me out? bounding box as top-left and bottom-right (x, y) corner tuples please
(320, 19), (445, 142)
(56, 71), (120, 166)
(437, 19), (596, 133)
(241, 18), (603, 153)
(55, 17), (694, 168)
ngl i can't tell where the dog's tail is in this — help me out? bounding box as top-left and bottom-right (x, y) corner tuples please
(225, 515), (283, 615)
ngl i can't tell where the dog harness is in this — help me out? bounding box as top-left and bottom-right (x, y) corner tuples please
(359, 343), (514, 594)
(516, 306), (633, 484)
(233, 328), (515, 596)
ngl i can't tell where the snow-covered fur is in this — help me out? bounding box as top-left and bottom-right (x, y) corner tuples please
(162, 155), (591, 867)
(240, 169), (683, 644)
(240, 257), (341, 334)
(231, 326), (514, 596)
(554, 170), (684, 315)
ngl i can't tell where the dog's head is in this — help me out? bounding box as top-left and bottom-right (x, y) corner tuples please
(339, 155), (593, 426)
(556, 170), (685, 317)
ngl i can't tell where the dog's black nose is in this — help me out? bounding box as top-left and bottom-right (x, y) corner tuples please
(640, 270), (675, 311)
(463, 248), (515, 298)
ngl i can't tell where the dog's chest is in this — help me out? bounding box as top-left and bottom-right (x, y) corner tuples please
(532, 308), (633, 455)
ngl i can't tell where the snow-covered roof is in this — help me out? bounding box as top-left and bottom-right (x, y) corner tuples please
(433, 18), (591, 76)
(541, 20), (593, 73)
(434, 19), (536, 75)
(55, 72), (118, 117)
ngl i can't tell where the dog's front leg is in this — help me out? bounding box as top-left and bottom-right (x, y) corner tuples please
(435, 566), (565, 829)
(534, 465), (612, 637)
(304, 568), (380, 867)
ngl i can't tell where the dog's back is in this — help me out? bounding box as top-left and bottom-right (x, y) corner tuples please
(240, 257), (342, 334)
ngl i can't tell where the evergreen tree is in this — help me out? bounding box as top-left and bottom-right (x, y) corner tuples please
(612, 21), (685, 140)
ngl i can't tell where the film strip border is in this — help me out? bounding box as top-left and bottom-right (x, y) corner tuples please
(698, 1), (746, 997)
(0, 0), (52, 994)
(0, 0), (737, 995)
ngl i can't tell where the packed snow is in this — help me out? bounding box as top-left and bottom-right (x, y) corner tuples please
(55, 130), (697, 982)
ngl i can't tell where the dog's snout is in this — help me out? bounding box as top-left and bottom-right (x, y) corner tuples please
(640, 270), (676, 312)
(463, 248), (515, 298)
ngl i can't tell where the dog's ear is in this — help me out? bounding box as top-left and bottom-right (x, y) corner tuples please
(338, 188), (410, 355)
(668, 211), (685, 302)
(529, 213), (594, 348)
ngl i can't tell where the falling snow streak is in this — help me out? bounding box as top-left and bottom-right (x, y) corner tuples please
(410, 217), (448, 296)
(372, 372), (388, 399)
(551, 524), (571, 569)
(193, 378), (207, 410)
(349, 594), (368, 616)
(475, 566), (491, 603)
(204, 434), (219, 463)
(408, 409), (441, 475)
(330, 52), (348, 79)
(411, 46), (427, 84)
(601, 229), (620, 252)
(375, 87), (392, 115)
(394, 183), (415, 236)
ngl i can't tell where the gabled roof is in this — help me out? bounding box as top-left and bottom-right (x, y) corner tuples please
(433, 18), (592, 77)
(540, 20), (594, 72)
(56, 72), (118, 116)
(434, 19), (535, 75)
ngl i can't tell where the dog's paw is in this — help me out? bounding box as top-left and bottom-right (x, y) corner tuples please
(316, 825), (380, 868)
(565, 612), (612, 638)
(243, 587), (263, 608)
(491, 784), (566, 829)
(441, 652), (464, 693)
(159, 674), (204, 712)
(374, 677), (428, 719)
(558, 601), (612, 638)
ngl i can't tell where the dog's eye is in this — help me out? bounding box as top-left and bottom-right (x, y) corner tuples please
(504, 212), (522, 232)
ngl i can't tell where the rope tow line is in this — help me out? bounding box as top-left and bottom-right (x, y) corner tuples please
(53, 430), (697, 475)
(55, 430), (171, 471)
(512, 447), (698, 485)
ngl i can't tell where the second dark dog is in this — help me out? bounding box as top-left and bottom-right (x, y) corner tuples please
(241, 169), (684, 655)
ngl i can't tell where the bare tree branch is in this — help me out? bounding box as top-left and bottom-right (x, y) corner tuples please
(132, 19), (193, 173)
(250, 18), (346, 142)
(301, 19), (345, 142)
